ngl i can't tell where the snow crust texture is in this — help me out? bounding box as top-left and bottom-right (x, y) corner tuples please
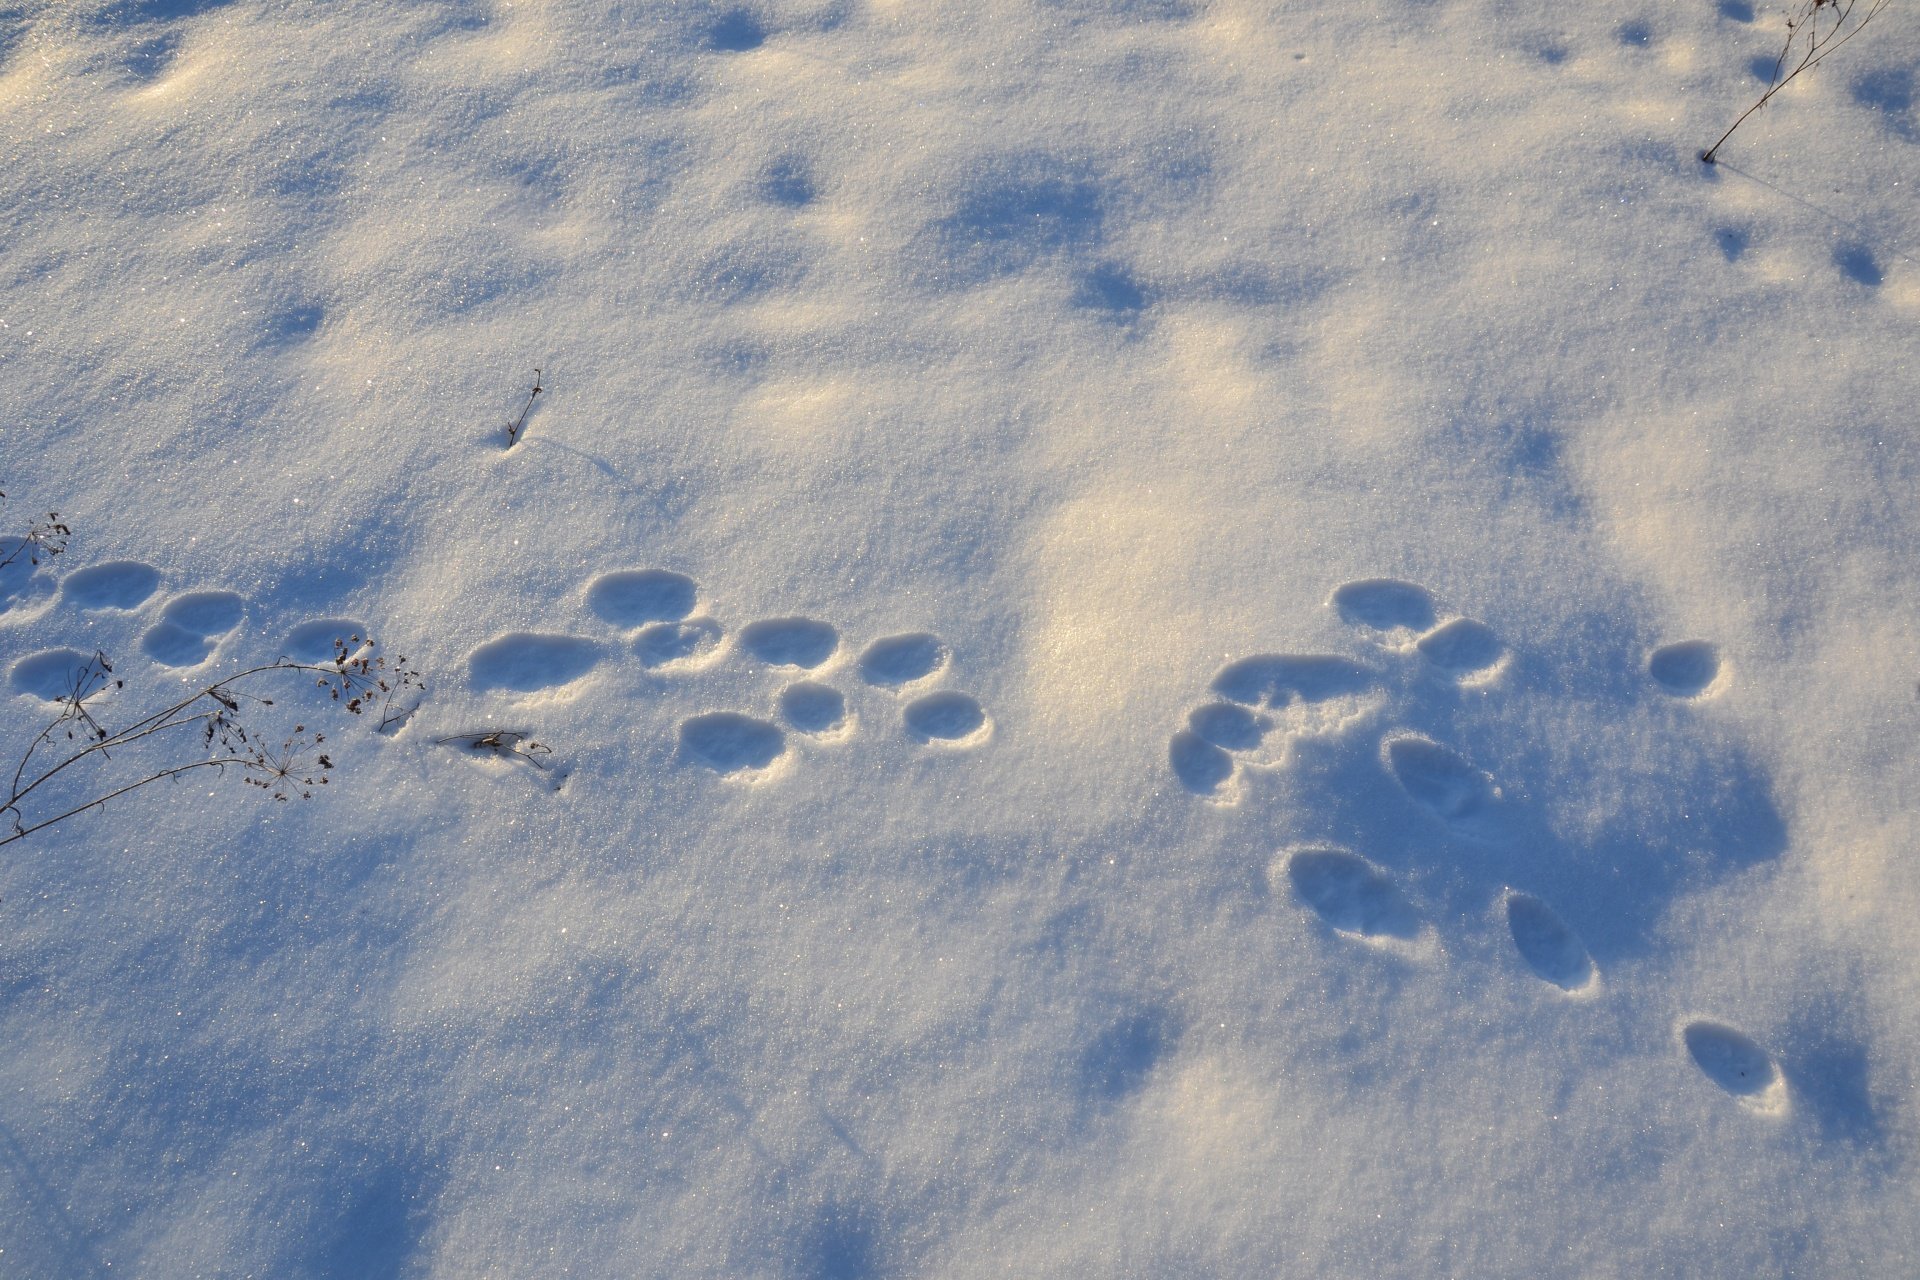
(4, 0), (1920, 1274)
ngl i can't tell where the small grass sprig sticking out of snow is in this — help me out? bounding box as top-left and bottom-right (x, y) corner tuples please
(502, 367), (544, 448)
(1702, 0), (1891, 164)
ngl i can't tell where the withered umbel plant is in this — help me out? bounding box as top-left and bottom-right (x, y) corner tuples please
(0, 489), (71, 572)
(1, 637), (423, 847)
(1702, 0), (1891, 164)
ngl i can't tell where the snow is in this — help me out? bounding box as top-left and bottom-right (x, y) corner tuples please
(4, 0), (1919, 1274)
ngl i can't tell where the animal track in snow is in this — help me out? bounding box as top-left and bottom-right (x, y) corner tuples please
(9, 648), (95, 702)
(680, 711), (786, 774)
(1175, 576), (1783, 1102)
(61, 560), (160, 611)
(1172, 652), (1381, 801)
(1415, 618), (1505, 680)
(559, 566), (994, 769)
(1169, 729), (1237, 800)
(142, 590), (244, 668)
(1211, 653), (1375, 707)
(738, 617), (839, 669)
(1383, 734), (1501, 829)
(636, 618), (725, 670)
(1648, 641), (1723, 698)
(903, 691), (989, 745)
(1503, 892), (1595, 992)
(1682, 1020), (1787, 1114)
(1279, 846), (1420, 944)
(780, 682), (848, 736)
(858, 633), (948, 686)
(1331, 578), (1436, 633)
(468, 633), (602, 693)
(284, 619), (369, 664)
(586, 569), (698, 629)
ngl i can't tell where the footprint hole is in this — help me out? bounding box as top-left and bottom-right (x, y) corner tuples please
(1331, 578), (1436, 632)
(1648, 640), (1721, 697)
(1683, 1020), (1785, 1110)
(283, 619), (370, 664)
(680, 712), (786, 773)
(586, 570), (697, 628)
(636, 618), (724, 669)
(469, 633), (602, 693)
(1504, 892), (1595, 991)
(1170, 729), (1236, 797)
(1282, 847), (1419, 941)
(10, 648), (101, 702)
(1187, 702), (1267, 751)
(61, 560), (160, 611)
(740, 617), (839, 669)
(780, 682), (847, 735)
(903, 691), (987, 744)
(142, 624), (216, 669)
(857, 632), (948, 686)
(1385, 735), (1496, 823)
(161, 590), (244, 636)
(1417, 617), (1504, 677)
(1211, 654), (1374, 708)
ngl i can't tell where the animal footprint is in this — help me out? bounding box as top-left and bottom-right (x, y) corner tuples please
(1278, 846), (1420, 945)
(903, 691), (989, 745)
(679, 711), (786, 774)
(1171, 655), (1380, 800)
(468, 633), (602, 693)
(1383, 734), (1501, 829)
(780, 682), (848, 736)
(1332, 578), (1506, 682)
(858, 633), (949, 686)
(62, 560), (160, 611)
(10, 648), (97, 702)
(1331, 578), (1436, 633)
(587, 569), (698, 628)
(1170, 728), (1238, 800)
(142, 590), (244, 668)
(1648, 641), (1723, 698)
(284, 619), (369, 663)
(636, 618), (724, 669)
(739, 617), (839, 669)
(1503, 892), (1595, 992)
(1682, 1020), (1787, 1115)
(563, 565), (994, 768)
(1415, 618), (1505, 680)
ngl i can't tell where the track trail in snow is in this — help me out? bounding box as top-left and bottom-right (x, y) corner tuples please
(1170, 576), (1788, 1111)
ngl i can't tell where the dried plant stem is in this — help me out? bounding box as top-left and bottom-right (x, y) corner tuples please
(2, 641), (422, 848)
(1702, 0), (1891, 164)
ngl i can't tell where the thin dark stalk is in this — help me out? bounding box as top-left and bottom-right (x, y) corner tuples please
(0, 758), (253, 848)
(503, 368), (544, 448)
(1702, 0), (1890, 164)
(3, 640), (422, 847)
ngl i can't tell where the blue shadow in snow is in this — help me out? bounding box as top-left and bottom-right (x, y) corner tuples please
(1072, 262), (1149, 317)
(915, 153), (1108, 288)
(1835, 243), (1884, 287)
(1264, 603), (1787, 967)
(298, 1151), (443, 1280)
(1079, 1008), (1176, 1106)
(790, 1201), (880, 1280)
(1851, 66), (1915, 140)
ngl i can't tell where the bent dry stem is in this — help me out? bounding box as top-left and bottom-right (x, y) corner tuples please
(1, 639), (422, 848)
(1701, 0), (1890, 164)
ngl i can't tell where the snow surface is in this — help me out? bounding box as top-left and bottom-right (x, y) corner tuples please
(4, 0), (1920, 1274)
